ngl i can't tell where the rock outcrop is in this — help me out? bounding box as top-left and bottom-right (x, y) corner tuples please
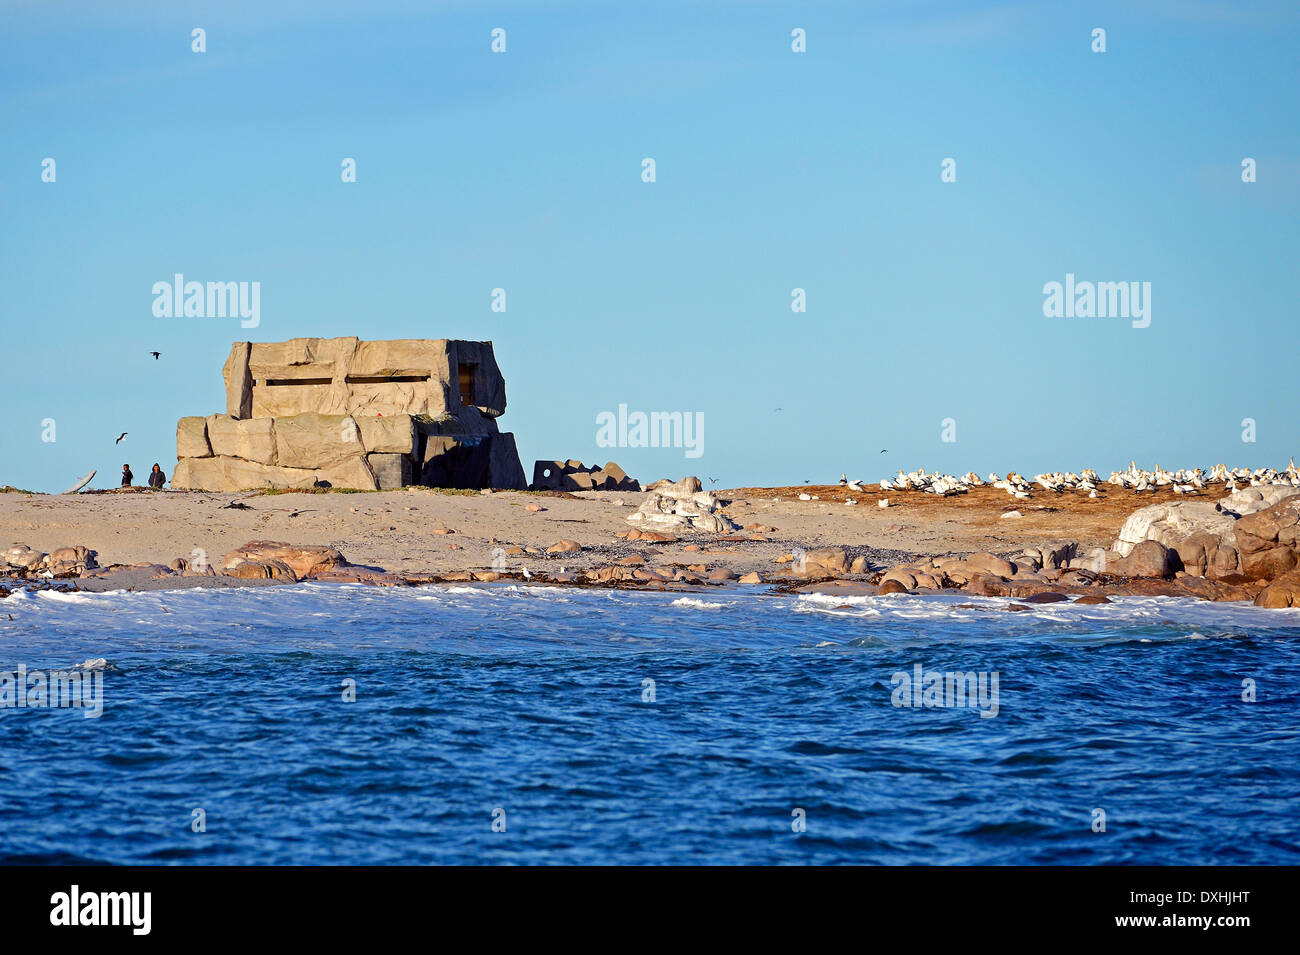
(795, 547), (849, 578)
(1255, 569), (1300, 609)
(220, 541), (349, 581)
(1108, 540), (1176, 579)
(0, 544), (99, 579)
(626, 476), (739, 534)
(1217, 486), (1300, 518)
(1234, 495), (1300, 579)
(1114, 501), (1236, 559)
(1113, 488), (1300, 579)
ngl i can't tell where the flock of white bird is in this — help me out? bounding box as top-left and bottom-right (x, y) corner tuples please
(844, 459), (1300, 500)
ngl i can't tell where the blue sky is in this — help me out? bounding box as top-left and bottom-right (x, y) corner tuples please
(2, 0), (1297, 492)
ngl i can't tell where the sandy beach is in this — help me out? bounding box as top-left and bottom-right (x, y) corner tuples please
(0, 482), (1143, 575)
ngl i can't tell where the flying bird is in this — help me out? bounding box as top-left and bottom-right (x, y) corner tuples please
(880, 449), (888, 454)
(708, 477), (718, 485)
(149, 352), (160, 360)
(115, 433), (127, 444)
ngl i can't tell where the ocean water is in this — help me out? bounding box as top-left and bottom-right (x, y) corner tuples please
(1, 583), (1297, 865)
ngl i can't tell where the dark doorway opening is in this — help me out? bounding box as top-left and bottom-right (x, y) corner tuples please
(458, 363), (477, 406)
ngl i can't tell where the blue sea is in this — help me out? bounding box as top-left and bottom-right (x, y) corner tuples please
(1, 583), (1297, 865)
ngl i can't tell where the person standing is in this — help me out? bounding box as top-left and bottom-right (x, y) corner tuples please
(121, 464), (133, 487)
(148, 463), (166, 489)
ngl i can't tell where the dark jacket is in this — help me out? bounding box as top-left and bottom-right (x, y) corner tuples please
(121, 468), (133, 487)
(148, 469), (165, 489)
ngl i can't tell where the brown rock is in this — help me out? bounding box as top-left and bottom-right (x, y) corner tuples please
(964, 553), (1016, 577)
(881, 567), (918, 589)
(1073, 594), (1112, 605)
(547, 539), (582, 554)
(1109, 576), (1258, 602)
(1236, 496), (1300, 546)
(1230, 497), (1300, 581)
(797, 547), (849, 578)
(738, 572), (762, 584)
(227, 559), (296, 581)
(877, 578), (910, 595)
(965, 573), (1011, 597)
(1021, 591), (1069, 603)
(46, 545), (99, 578)
(1240, 545), (1298, 581)
(314, 567), (405, 585)
(1109, 540), (1175, 579)
(2, 545), (46, 572)
(221, 541), (348, 580)
(1255, 570), (1300, 609)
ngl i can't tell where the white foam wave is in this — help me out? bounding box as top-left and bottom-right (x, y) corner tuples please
(793, 590), (1300, 627)
(670, 597), (730, 610)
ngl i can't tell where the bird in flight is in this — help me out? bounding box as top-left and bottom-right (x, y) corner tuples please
(115, 432), (128, 444)
(708, 477), (718, 484)
(149, 352), (161, 360)
(880, 449), (888, 454)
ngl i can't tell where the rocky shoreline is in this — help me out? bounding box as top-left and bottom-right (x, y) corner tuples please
(3, 473), (1299, 609)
